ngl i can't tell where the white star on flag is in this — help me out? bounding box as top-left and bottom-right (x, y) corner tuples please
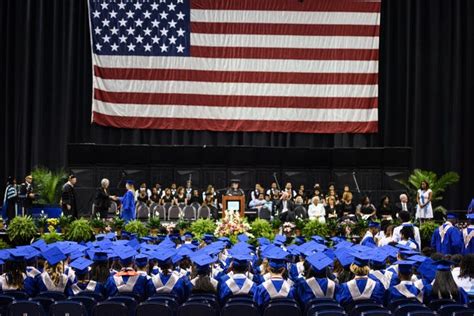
(177, 28), (186, 37)
(159, 11), (168, 20)
(126, 27), (135, 35)
(143, 11), (152, 19)
(119, 35), (127, 43)
(160, 27), (169, 36)
(160, 43), (169, 52)
(176, 44), (185, 53)
(101, 19), (110, 27)
(168, 3), (176, 11)
(151, 19), (160, 28)
(110, 27), (119, 35)
(143, 28), (152, 36)
(168, 20), (177, 28)
(135, 19), (144, 27)
(127, 43), (136, 51)
(168, 36), (177, 44)
(133, 2), (142, 10)
(92, 10), (100, 18)
(118, 18), (127, 27)
(96, 43), (102, 51)
(109, 10), (118, 19)
(151, 35), (160, 44)
(94, 26), (101, 35)
(111, 43), (119, 51)
(102, 34), (111, 43)
(135, 35), (144, 43)
(118, 2), (126, 10)
(144, 43), (152, 51)
(151, 2), (159, 10)
(126, 10), (134, 19)
(100, 2), (108, 10)
(176, 11), (186, 20)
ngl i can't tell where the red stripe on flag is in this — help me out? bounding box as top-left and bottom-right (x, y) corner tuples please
(191, 0), (381, 13)
(191, 22), (380, 37)
(94, 89), (378, 109)
(94, 66), (378, 85)
(92, 111), (379, 133)
(190, 46), (379, 61)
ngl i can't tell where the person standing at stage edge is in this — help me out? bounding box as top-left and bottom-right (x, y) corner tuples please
(3, 176), (18, 224)
(61, 175), (77, 218)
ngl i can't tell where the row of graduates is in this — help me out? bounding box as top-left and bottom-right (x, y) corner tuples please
(0, 231), (470, 309)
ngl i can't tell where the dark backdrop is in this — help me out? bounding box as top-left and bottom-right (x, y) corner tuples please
(1, 0), (473, 209)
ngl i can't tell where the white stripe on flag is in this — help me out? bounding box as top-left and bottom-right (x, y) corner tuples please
(95, 79), (378, 98)
(191, 10), (380, 26)
(93, 101), (379, 122)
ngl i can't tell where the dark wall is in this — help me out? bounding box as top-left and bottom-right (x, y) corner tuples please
(1, 0), (473, 209)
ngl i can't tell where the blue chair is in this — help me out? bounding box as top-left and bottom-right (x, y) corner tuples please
(116, 292), (142, 302)
(307, 303), (344, 314)
(8, 301), (44, 316)
(78, 292), (104, 302)
(68, 295), (97, 315)
(263, 301), (301, 316)
(407, 312), (437, 316)
(393, 304), (431, 316)
(178, 302), (218, 316)
(136, 301), (173, 316)
(343, 299), (377, 311)
(224, 295), (254, 305)
(453, 310), (474, 316)
(0, 295), (15, 316)
(186, 296), (219, 311)
(92, 301), (128, 316)
(438, 304), (469, 316)
(107, 296), (137, 316)
(39, 291), (66, 301)
(30, 296), (55, 313)
(3, 291), (28, 301)
(221, 302), (259, 316)
(50, 301), (88, 316)
(388, 298), (420, 310)
(350, 304), (387, 316)
(314, 312), (346, 316)
(361, 311), (392, 316)
(428, 298), (456, 310)
(146, 296), (178, 311)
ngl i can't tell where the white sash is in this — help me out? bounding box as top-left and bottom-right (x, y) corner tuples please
(0, 274), (26, 291)
(41, 272), (68, 292)
(263, 273), (271, 281)
(463, 227), (474, 248)
(296, 262), (305, 275)
(262, 279), (290, 298)
(152, 274), (179, 293)
(26, 267), (41, 278)
(113, 275), (139, 292)
(190, 276), (218, 290)
(347, 278), (376, 300)
(361, 231), (373, 244)
(394, 283), (423, 302)
(370, 270), (390, 289)
(306, 278), (335, 298)
(225, 277), (254, 295)
(71, 280), (97, 295)
(440, 222), (453, 243)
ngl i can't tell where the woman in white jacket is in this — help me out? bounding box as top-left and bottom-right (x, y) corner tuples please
(308, 196), (326, 223)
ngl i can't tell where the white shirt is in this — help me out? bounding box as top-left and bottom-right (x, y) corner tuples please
(452, 267), (474, 295)
(308, 203), (326, 223)
(393, 222), (421, 249)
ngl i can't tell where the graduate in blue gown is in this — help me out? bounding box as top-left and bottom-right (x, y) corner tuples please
(188, 253), (219, 294)
(218, 251), (257, 304)
(431, 213), (464, 255)
(36, 246), (74, 296)
(295, 252), (338, 305)
(368, 250), (397, 290)
(386, 261), (425, 304)
(0, 249), (37, 297)
(69, 257), (105, 296)
(462, 214), (474, 254)
(119, 180), (136, 223)
(360, 222), (379, 248)
(253, 247), (295, 308)
(336, 251), (385, 306)
(424, 260), (469, 304)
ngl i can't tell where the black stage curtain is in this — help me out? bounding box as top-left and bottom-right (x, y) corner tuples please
(1, 0), (473, 208)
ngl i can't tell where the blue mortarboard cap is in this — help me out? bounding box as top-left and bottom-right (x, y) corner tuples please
(286, 244), (301, 256)
(311, 236), (326, 244)
(418, 258), (437, 282)
(127, 238), (141, 250)
(153, 248), (176, 264)
(436, 260), (454, 271)
(237, 234), (249, 243)
(394, 260), (415, 274)
(257, 237), (271, 246)
(368, 221), (380, 228)
(380, 245), (399, 260)
(0, 250), (11, 261)
(232, 250), (252, 267)
(135, 254), (148, 267)
(70, 257), (93, 275)
(7, 249), (27, 261)
(172, 246), (194, 264)
(294, 236), (306, 245)
(43, 246), (66, 266)
(323, 248), (335, 261)
(274, 234), (286, 244)
(407, 255), (427, 264)
(91, 250), (109, 262)
(202, 234), (215, 244)
(399, 249), (419, 257)
(333, 240), (353, 250)
(117, 246), (138, 265)
(184, 232), (194, 238)
(330, 236), (347, 245)
(140, 237), (152, 243)
(31, 239), (47, 250)
(96, 234), (106, 241)
(125, 180), (135, 185)
(306, 252), (333, 272)
(181, 243), (198, 250)
(447, 213), (458, 219)
(191, 253), (216, 272)
(352, 251), (372, 266)
(369, 250), (389, 267)
(351, 244), (373, 254)
(266, 247), (289, 269)
(69, 250), (84, 261)
(105, 232), (116, 240)
(467, 214), (474, 220)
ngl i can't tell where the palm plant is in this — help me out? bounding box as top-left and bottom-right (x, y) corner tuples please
(31, 167), (67, 205)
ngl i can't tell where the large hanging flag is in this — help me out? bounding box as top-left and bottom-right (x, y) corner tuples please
(88, 0), (380, 133)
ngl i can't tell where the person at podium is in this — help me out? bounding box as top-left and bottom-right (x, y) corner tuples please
(225, 179), (244, 196)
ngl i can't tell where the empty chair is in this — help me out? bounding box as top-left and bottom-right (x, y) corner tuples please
(50, 301), (88, 316)
(68, 295), (97, 315)
(197, 206), (211, 219)
(388, 298), (420, 311)
(350, 304), (387, 316)
(167, 205), (181, 220)
(39, 291), (67, 301)
(78, 291), (104, 302)
(178, 302), (218, 316)
(136, 301), (174, 316)
(393, 304), (431, 316)
(182, 205), (196, 220)
(92, 301), (128, 316)
(263, 301), (301, 316)
(258, 207), (271, 220)
(8, 301), (44, 316)
(107, 296), (137, 316)
(152, 204), (166, 220)
(428, 298), (456, 310)
(136, 202), (150, 220)
(2, 291), (28, 300)
(0, 295), (15, 316)
(438, 304), (470, 316)
(221, 302), (259, 316)
(30, 296), (55, 313)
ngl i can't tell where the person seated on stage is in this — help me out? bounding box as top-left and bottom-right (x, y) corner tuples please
(170, 182), (178, 196)
(386, 260), (425, 304)
(249, 192), (266, 210)
(276, 192), (296, 222)
(338, 191), (356, 218)
(0, 249), (37, 297)
(150, 186), (161, 204)
(360, 222), (380, 248)
(295, 252), (338, 305)
(293, 196), (308, 219)
(431, 213), (464, 255)
(69, 257), (105, 296)
(266, 182), (278, 197)
(226, 179), (245, 196)
(283, 182), (297, 199)
(36, 246), (73, 296)
(160, 188), (174, 205)
(308, 196), (326, 223)
(312, 184), (325, 202)
(189, 253), (219, 294)
(149, 248), (188, 302)
(185, 180), (193, 200)
(462, 214), (474, 254)
(173, 186), (187, 206)
(296, 185), (308, 204)
(188, 189), (203, 205)
(378, 195), (395, 221)
(218, 251), (257, 304)
(336, 252), (385, 306)
(395, 193), (414, 217)
(135, 183), (150, 205)
(424, 260), (469, 304)
(253, 247), (295, 308)
(250, 183), (264, 201)
(325, 196), (338, 221)
(452, 254), (474, 296)
(326, 188), (339, 206)
(398, 226), (419, 250)
(104, 247), (149, 298)
(356, 196), (377, 221)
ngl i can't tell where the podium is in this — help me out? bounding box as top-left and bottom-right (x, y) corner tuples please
(221, 195), (246, 218)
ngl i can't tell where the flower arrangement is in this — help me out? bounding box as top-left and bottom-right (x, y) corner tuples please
(214, 210), (253, 243)
(282, 222), (296, 236)
(46, 218), (59, 232)
(163, 222), (176, 234)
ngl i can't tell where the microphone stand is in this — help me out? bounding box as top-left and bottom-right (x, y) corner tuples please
(352, 172), (361, 193)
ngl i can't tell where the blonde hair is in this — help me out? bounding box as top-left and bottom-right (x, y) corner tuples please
(342, 192), (353, 202)
(350, 263), (369, 276)
(44, 261), (64, 286)
(260, 258), (270, 275)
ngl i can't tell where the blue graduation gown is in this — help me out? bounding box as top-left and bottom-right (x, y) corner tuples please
(295, 277), (338, 305)
(218, 273), (257, 303)
(0, 273), (37, 297)
(104, 272), (149, 298)
(119, 190), (135, 223)
(253, 277), (294, 307)
(148, 273), (188, 302)
(36, 272), (74, 297)
(360, 232), (377, 248)
(336, 277), (385, 306)
(386, 281), (424, 304)
(71, 280), (105, 297)
(462, 226), (474, 254)
(431, 223), (464, 255)
(424, 284), (469, 304)
(289, 261), (305, 281)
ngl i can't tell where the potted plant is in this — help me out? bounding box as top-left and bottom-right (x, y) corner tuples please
(147, 217), (161, 236)
(90, 217), (106, 234)
(111, 217), (125, 236)
(0, 218), (4, 230)
(176, 218), (191, 234)
(190, 219), (217, 239)
(0, 240), (9, 249)
(46, 218), (59, 233)
(294, 217), (307, 236)
(302, 219), (329, 239)
(58, 215), (73, 234)
(41, 226), (63, 244)
(271, 217), (282, 234)
(420, 221), (440, 248)
(65, 219), (94, 242)
(251, 218), (274, 240)
(124, 220), (148, 238)
(30, 167), (67, 218)
(7, 216), (37, 246)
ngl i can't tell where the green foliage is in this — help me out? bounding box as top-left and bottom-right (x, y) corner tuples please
(41, 230), (63, 244)
(190, 219), (216, 239)
(111, 217), (125, 231)
(65, 219), (94, 242)
(58, 215), (73, 231)
(7, 216), (37, 246)
(125, 220), (148, 237)
(353, 219), (369, 237)
(295, 218), (308, 231)
(176, 219), (191, 231)
(326, 219), (338, 236)
(0, 240), (10, 249)
(420, 221), (439, 247)
(251, 219), (274, 240)
(271, 217), (282, 230)
(147, 217), (161, 230)
(90, 217), (106, 229)
(35, 214), (48, 231)
(302, 219), (329, 239)
(31, 167), (68, 205)
(396, 169), (460, 203)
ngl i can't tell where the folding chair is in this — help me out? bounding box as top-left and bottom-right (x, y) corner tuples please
(406, 312), (437, 316)
(153, 205), (166, 220)
(107, 296), (137, 316)
(182, 205), (196, 220)
(350, 304), (386, 316)
(453, 310), (474, 316)
(393, 304), (431, 316)
(178, 302), (218, 316)
(437, 304), (470, 316)
(221, 302), (259, 316)
(263, 301), (301, 316)
(428, 299), (456, 310)
(78, 291), (104, 302)
(8, 301), (44, 316)
(258, 207), (271, 220)
(167, 205), (181, 221)
(2, 291), (28, 300)
(0, 295), (15, 316)
(30, 296), (55, 313)
(68, 295), (97, 315)
(197, 205), (211, 219)
(39, 291), (67, 301)
(136, 202), (150, 220)
(50, 301), (88, 316)
(136, 301), (174, 316)
(92, 301), (128, 316)
(388, 298), (420, 311)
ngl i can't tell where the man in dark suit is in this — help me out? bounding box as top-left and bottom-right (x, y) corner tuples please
(276, 191), (296, 222)
(19, 174), (35, 215)
(61, 175), (77, 218)
(394, 193), (414, 217)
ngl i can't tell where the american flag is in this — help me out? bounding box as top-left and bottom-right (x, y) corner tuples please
(89, 0), (380, 133)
